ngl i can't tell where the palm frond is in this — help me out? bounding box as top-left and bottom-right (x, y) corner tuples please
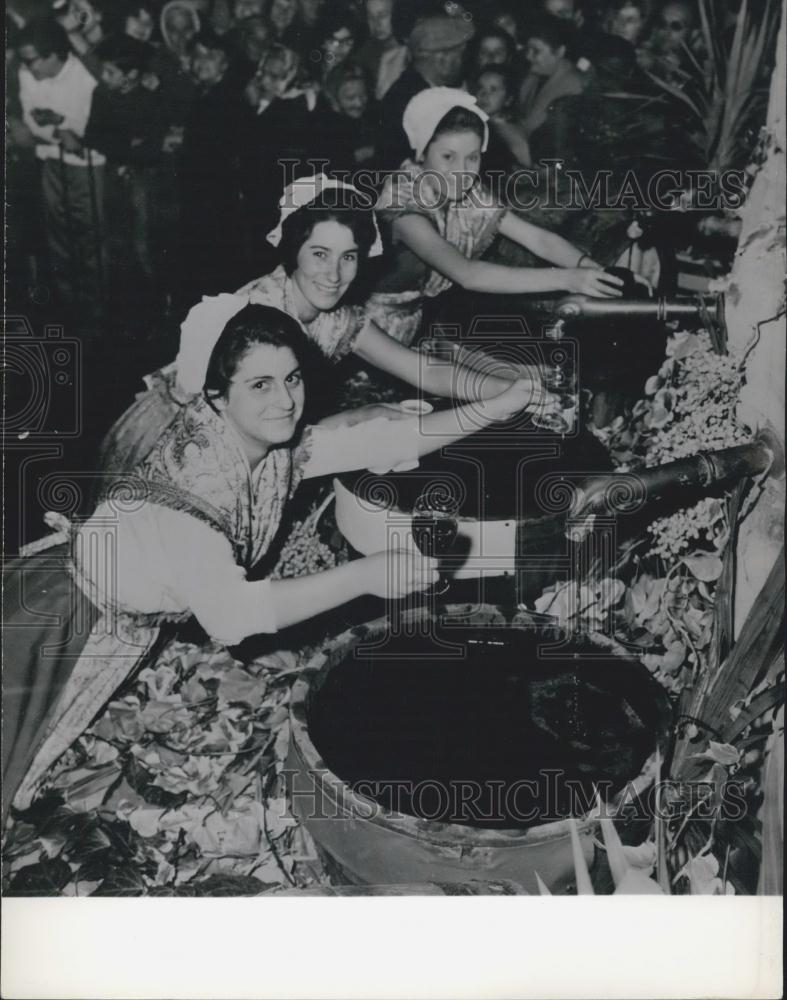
(647, 0), (779, 173)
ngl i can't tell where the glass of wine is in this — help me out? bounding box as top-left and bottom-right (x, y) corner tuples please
(530, 348), (577, 436)
(410, 492), (459, 597)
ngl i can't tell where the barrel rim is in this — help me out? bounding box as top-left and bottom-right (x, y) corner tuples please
(288, 604), (646, 848)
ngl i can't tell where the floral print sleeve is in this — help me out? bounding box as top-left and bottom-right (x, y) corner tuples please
(376, 163), (506, 259)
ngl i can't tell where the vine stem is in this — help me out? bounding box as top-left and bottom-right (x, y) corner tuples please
(260, 775), (298, 888)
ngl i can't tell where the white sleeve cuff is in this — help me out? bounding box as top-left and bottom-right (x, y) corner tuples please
(303, 417), (421, 479)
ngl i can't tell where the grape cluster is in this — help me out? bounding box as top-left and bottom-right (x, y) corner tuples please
(646, 332), (749, 467)
(644, 332), (748, 561)
(271, 516), (341, 579)
(648, 496), (727, 560)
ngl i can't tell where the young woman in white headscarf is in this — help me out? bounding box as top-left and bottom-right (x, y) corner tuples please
(3, 300), (541, 821)
(99, 174), (548, 478)
(370, 86), (624, 347)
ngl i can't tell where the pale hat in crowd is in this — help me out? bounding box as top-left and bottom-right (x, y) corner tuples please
(409, 15), (474, 53)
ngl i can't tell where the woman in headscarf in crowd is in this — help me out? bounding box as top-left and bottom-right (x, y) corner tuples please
(368, 87), (622, 348)
(99, 175), (542, 477)
(160, 0), (201, 68)
(4, 300), (540, 821)
(517, 13), (585, 143)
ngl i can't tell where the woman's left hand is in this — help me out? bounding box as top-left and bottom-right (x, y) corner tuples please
(318, 403), (416, 430)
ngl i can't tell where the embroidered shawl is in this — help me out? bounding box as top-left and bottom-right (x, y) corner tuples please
(128, 394), (312, 570)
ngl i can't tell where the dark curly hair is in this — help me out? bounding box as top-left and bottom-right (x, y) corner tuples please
(16, 18), (71, 61)
(465, 24), (516, 72)
(203, 304), (335, 423)
(426, 105), (486, 153)
(525, 13), (577, 55)
(277, 189), (378, 284)
(470, 63), (518, 100)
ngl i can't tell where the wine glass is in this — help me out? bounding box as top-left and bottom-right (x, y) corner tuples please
(410, 492), (459, 597)
(530, 349), (577, 436)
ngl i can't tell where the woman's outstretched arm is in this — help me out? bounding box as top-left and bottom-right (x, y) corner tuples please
(393, 214), (623, 298)
(268, 550), (437, 629)
(354, 319), (516, 399)
(303, 377), (552, 480)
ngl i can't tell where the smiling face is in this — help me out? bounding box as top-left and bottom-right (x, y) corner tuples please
(219, 343), (305, 459)
(525, 36), (564, 76)
(474, 69), (509, 116)
(422, 129), (482, 202)
(292, 219), (359, 318)
(336, 77), (368, 118)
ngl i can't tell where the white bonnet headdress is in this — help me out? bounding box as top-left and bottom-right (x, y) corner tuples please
(403, 87), (489, 161)
(266, 173), (383, 256)
(175, 292), (264, 396)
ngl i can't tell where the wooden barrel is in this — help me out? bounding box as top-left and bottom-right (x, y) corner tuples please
(287, 606), (671, 894)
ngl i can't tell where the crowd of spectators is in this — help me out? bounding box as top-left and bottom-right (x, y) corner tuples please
(4, 0), (758, 346)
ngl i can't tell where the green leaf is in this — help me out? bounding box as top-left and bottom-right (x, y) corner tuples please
(682, 552), (724, 582)
(7, 858), (73, 896)
(64, 825), (113, 862)
(2, 820), (41, 859)
(691, 740), (741, 766)
(91, 865), (148, 896)
(75, 855), (113, 884)
(216, 667), (268, 710)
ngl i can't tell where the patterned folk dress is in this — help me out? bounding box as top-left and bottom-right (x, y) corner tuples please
(98, 268), (366, 481)
(370, 162), (508, 347)
(3, 396), (420, 819)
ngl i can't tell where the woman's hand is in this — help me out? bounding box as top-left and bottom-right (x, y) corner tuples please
(362, 549), (438, 599)
(565, 267), (624, 297)
(484, 375), (560, 423)
(318, 403), (416, 431)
